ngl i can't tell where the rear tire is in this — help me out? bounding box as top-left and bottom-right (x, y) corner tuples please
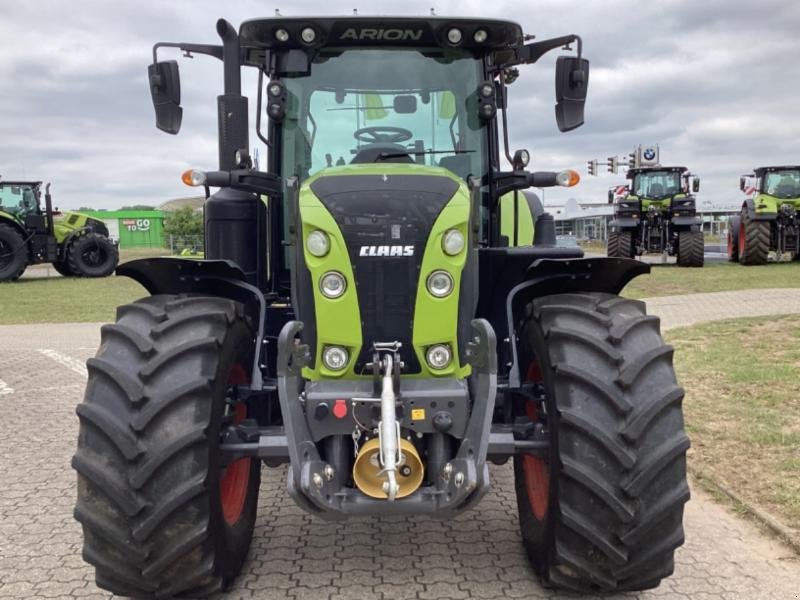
(676, 231), (704, 267)
(67, 233), (119, 277)
(514, 293), (689, 593)
(607, 230), (633, 258)
(0, 223), (28, 281)
(73, 295), (261, 598)
(727, 216), (740, 262)
(738, 209), (770, 265)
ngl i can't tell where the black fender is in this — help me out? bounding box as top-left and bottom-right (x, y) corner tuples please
(502, 257), (649, 387)
(118, 257), (268, 389)
(0, 214), (29, 240)
(609, 217), (640, 229)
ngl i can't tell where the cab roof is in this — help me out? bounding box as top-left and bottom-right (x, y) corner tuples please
(753, 166), (800, 176)
(0, 180), (41, 187)
(626, 166), (687, 178)
(239, 16), (524, 52)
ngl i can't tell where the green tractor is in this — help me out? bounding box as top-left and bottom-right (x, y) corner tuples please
(0, 179), (118, 281)
(728, 166), (800, 264)
(72, 15), (689, 597)
(602, 146), (704, 267)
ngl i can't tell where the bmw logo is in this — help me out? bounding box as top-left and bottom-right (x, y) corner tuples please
(643, 148), (656, 161)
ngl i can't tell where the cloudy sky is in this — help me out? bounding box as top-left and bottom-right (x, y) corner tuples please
(1, 0), (798, 210)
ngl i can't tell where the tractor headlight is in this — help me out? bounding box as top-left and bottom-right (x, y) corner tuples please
(320, 271), (346, 298)
(306, 230), (330, 257)
(426, 270), (454, 298)
(322, 346), (349, 371)
(447, 28), (463, 45)
(442, 229), (465, 255)
(473, 29), (488, 43)
(274, 28), (290, 42)
(426, 344), (452, 370)
(300, 27), (316, 43)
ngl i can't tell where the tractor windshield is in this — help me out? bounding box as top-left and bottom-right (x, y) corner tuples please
(0, 184), (38, 216)
(764, 170), (800, 199)
(632, 171), (681, 199)
(280, 48), (485, 182)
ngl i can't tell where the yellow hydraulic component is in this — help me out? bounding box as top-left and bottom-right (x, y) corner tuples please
(353, 438), (424, 499)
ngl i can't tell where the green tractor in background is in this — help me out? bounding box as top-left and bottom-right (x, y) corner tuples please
(728, 166), (800, 264)
(594, 145), (704, 267)
(0, 179), (119, 281)
(72, 15), (690, 597)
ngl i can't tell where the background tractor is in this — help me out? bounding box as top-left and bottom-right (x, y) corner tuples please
(592, 146), (704, 266)
(73, 15), (689, 597)
(728, 166), (800, 264)
(0, 179), (118, 281)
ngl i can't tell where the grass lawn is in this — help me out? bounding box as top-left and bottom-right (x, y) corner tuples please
(623, 260), (800, 299)
(667, 315), (800, 529)
(0, 276), (146, 324)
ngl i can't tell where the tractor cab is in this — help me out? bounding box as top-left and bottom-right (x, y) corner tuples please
(626, 166), (698, 204)
(0, 180), (42, 218)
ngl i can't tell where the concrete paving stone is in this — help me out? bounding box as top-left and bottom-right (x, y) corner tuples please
(2, 289), (800, 600)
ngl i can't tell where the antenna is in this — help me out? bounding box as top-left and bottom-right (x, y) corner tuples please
(430, 8), (436, 15)
(353, 8), (358, 14)
(274, 8), (281, 15)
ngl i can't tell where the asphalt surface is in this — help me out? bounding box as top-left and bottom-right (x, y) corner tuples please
(2, 290), (800, 599)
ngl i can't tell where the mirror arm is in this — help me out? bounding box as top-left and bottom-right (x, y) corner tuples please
(152, 42), (223, 65)
(509, 34), (583, 67)
(203, 170), (282, 196)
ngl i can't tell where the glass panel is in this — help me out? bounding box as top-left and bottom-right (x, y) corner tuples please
(764, 170), (800, 198)
(0, 184), (37, 215)
(280, 48), (485, 182)
(632, 171), (682, 198)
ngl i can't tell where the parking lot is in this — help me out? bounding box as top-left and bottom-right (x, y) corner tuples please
(2, 291), (800, 600)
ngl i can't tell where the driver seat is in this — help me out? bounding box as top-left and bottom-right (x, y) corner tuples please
(350, 143), (414, 164)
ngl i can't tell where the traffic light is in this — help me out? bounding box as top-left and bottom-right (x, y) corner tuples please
(628, 152), (636, 168)
(587, 159), (598, 176)
(607, 156), (619, 174)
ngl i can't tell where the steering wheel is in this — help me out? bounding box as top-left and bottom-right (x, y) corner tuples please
(354, 126), (413, 145)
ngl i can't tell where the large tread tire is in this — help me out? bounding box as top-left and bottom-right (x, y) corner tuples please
(73, 294), (261, 598)
(51, 260), (75, 277)
(738, 209), (770, 265)
(607, 230), (633, 258)
(67, 232), (119, 277)
(727, 216), (740, 262)
(514, 292), (689, 593)
(676, 231), (704, 267)
(0, 223), (28, 281)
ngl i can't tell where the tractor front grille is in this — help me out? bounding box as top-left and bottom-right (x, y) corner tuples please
(310, 174), (458, 373)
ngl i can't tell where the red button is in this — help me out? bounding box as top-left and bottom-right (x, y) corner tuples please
(332, 399), (348, 419)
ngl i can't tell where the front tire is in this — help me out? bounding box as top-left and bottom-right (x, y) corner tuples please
(73, 295), (261, 598)
(514, 293), (689, 593)
(607, 230), (633, 258)
(67, 233), (119, 277)
(738, 209), (770, 265)
(676, 230), (704, 267)
(51, 260), (75, 277)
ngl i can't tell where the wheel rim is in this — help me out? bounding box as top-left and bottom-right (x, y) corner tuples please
(219, 363), (252, 526)
(522, 361), (549, 521)
(82, 245), (106, 267)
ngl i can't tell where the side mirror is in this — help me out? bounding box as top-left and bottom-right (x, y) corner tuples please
(554, 56), (589, 132)
(393, 95), (417, 114)
(148, 61), (182, 134)
(739, 177), (746, 192)
(693, 178), (700, 193)
(608, 189), (614, 204)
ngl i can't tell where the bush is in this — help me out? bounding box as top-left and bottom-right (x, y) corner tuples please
(164, 206), (203, 238)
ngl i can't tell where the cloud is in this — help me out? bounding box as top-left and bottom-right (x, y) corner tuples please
(0, 0), (798, 209)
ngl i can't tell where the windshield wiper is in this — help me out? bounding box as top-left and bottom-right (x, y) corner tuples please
(377, 149), (475, 161)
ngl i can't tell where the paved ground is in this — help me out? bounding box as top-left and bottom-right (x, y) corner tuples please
(2, 289), (800, 599)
